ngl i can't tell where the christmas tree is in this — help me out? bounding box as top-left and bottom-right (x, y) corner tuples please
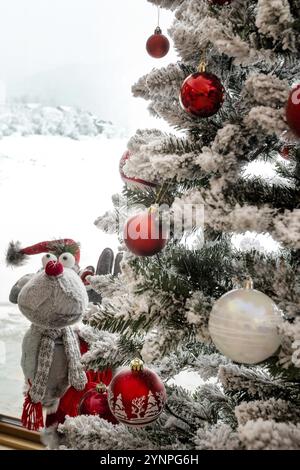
(59, 0), (300, 450)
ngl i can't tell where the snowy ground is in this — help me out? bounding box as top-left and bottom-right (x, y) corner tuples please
(0, 134), (126, 301)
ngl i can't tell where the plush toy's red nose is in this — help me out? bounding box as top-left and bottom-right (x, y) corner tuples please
(45, 260), (64, 277)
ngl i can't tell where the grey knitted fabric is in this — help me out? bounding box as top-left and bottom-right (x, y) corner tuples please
(63, 327), (87, 390)
(30, 325), (87, 403)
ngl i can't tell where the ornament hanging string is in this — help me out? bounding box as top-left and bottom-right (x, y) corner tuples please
(155, 253), (163, 268)
(157, 6), (160, 28)
(148, 180), (172, 224)
(154, 180), (172, 206)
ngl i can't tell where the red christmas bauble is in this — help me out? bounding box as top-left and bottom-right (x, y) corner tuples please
(180, 72), (225, 118)
(80, 267), (94, 286)
(124, 210), (168, 257)
(146, 27), (170, 59)
(120, 150), (157, 190)
(286, 84), (300, 138)
(79, 383), (118, 424)
(108, 359), (167, 427)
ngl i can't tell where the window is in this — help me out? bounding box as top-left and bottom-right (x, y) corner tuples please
(0, 0), (174, 420)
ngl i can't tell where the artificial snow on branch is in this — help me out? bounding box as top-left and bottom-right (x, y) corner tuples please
(238, 419), (300, 450)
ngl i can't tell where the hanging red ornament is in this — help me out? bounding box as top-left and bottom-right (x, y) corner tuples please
(180, 71), (225, 118)
(146, 27), (170, 59)
(123, 210), (168, 257)
(78, 383), (118, 424)
(279, 146), (291, 160)
(119, 150), (157, 190)
(108, 358), (167, 427)
(286, 84), (300, 138)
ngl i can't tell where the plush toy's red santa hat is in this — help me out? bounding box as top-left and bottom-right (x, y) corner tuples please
(6, 239), (81, 266)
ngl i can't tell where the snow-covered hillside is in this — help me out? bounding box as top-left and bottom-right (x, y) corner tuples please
(0, 104), (125, 140)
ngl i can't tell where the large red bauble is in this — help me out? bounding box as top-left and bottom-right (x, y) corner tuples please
(78, 383), (118, 424)
(108, 359), (167, 427)
(180, 72), (225, 118)
(123, 211), (168, 257)
(120, 150), (157, 190)
(146, 27), (170, 59)
(286, 84), (300, 138)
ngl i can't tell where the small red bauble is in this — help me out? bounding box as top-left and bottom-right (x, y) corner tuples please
(279, 146), (291, 160)
(108, 359), (167, 427)
(286, 84), (300, 138)
(120, 150), (157, 190)
(208, 0), (232, 5)
(146, 27), (170, 59)
(123, 210), (168, 257)
(180, 72), (225, 118)
(79, 383), (118, 424)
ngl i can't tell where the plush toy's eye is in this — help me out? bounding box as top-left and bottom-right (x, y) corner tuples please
(59, 252), (75, 268)
(42, 253), (57, 268)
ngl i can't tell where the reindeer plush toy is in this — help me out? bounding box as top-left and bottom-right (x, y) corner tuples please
(6, 239), (88, 431)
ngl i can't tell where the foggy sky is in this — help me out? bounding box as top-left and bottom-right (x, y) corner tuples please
(0, 0), (176, 130)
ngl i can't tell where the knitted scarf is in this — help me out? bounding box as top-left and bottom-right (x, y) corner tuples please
(29, 325), (87, 403)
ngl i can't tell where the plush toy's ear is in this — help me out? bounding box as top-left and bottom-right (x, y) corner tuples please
(6, 241), (28, 267)
(95, 248), (114, 275)
(9, 274), (34, 304)
(113, 252), (123, 277)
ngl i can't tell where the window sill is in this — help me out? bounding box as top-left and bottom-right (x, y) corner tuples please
(0, 416), (45, 450)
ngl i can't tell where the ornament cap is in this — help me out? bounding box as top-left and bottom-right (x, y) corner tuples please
(154, 26), (162, 35)
(197, 61), (207, 73)
(148, 205), (157, 214)
(180, 71), (225, 118)
(130, 358), (144, 371)
(96, 382), (107, 394)
(244, 278), (254, 290)
(197, 49), (207, 73)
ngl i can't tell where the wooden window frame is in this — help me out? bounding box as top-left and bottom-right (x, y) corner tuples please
(0, 415), (44, 450)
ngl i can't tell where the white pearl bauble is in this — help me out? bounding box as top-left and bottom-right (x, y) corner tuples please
(208, 288), (281, 364)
